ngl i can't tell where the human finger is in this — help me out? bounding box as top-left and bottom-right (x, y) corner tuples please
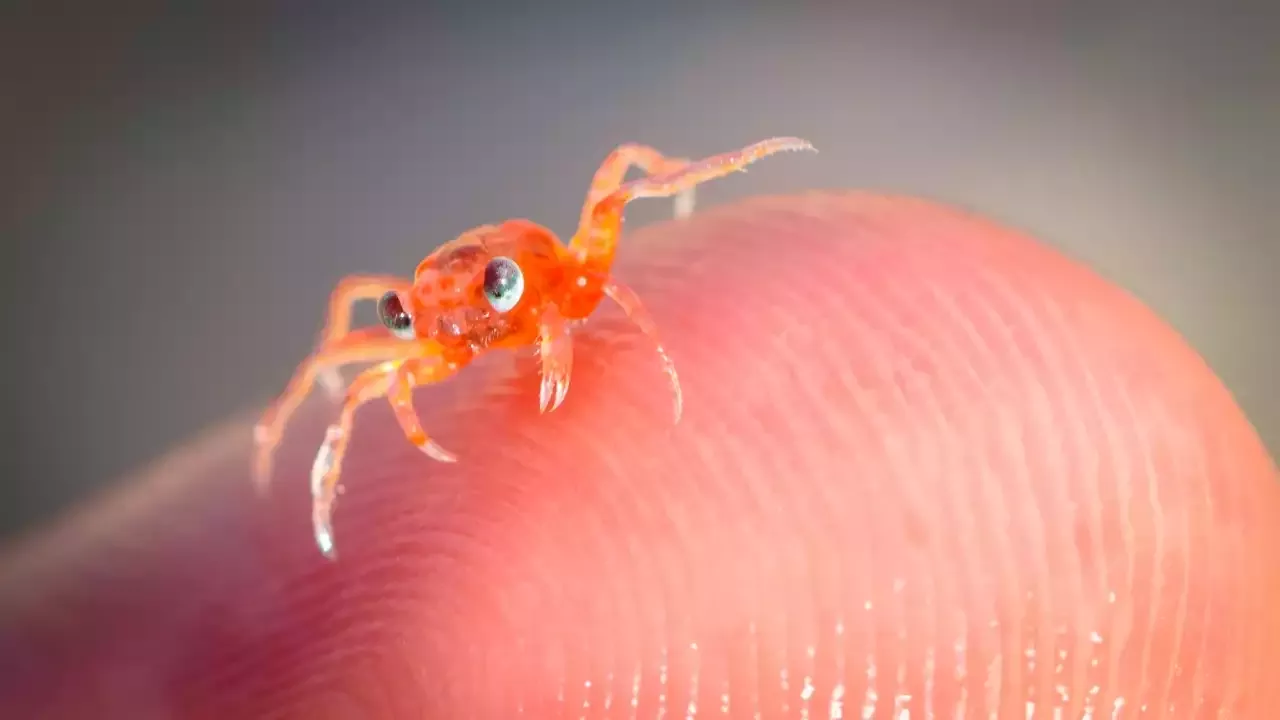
(1, 191), (1276, 718)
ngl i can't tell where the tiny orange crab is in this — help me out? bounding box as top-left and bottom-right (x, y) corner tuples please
(253, 136), (816, 557)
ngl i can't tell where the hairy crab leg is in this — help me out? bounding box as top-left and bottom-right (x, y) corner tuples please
(253, 327), (414, 492)
(570, 136), (816, 274)
(601, 276), (683, 424)
(311, 353), (462, 558)
(312, 274), (413, 398)
(577, 143), (694, 235)
(538, 304), (574, 414)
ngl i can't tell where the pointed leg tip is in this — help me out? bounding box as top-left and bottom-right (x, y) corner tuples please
(422, 441), (459, 464)
(540, 394), (565, 415)
(539, 376), (570, 414)
(769, 136), (816, 154)
(539, 381), (553, 414)
(674, 188), (696, 219)
(553, 379), (570, 412)
(314, 519), (337, 559)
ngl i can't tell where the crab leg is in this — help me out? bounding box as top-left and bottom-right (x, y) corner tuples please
(576, 143), (693, 236)
(253, 327), (414, 492)
(311, 274), (413, 397)
(310, 353), (462, 558)
(570, 136), (815, 274)
(601, 276), (683, 424)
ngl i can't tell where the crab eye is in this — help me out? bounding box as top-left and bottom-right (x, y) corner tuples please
(482, 257), (524, 313)
(377, 291), (416, 340)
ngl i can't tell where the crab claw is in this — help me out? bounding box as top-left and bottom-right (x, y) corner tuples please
(538, 307), (574, 414)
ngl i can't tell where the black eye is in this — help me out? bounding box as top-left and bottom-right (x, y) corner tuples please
(377, 291), (415, 340)
(483, 257), (524, 313)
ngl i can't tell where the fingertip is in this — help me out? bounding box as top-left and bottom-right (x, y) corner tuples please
(2, 191), (1276, 718)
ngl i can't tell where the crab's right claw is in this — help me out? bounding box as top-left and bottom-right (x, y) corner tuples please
(538, 306), (574, 414)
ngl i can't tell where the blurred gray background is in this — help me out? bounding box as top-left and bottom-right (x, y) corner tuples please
(2, 1), (1276, 544)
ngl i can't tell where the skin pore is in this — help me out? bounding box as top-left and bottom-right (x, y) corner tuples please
(0, 191), (1276, 718)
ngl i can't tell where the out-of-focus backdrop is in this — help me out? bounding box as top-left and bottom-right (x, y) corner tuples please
(2, 1), (1276, 544)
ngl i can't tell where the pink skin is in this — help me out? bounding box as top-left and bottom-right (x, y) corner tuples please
(0, 192), (1276, 718)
